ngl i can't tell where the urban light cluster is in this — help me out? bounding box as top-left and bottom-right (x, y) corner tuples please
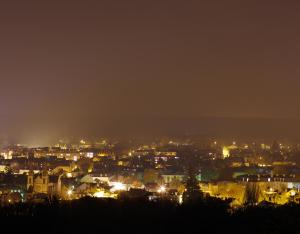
(0, 138), (299, 207)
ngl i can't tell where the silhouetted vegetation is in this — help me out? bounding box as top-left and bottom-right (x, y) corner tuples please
(243, 182), (260, 206)
(0, 196), (299, 234)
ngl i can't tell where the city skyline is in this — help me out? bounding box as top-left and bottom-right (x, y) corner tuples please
(1, 2), (300, 233)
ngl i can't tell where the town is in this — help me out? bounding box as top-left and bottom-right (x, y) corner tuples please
(1, 137), (299, 207)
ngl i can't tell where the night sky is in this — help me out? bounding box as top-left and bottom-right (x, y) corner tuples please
(1, 1), (300, 144)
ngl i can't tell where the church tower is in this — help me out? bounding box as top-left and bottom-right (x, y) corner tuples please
(41, 170), (49, 193)
(27, 170), (34, 190)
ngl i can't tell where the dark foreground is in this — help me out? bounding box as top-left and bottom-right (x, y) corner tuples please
(1, 197), (300, 234)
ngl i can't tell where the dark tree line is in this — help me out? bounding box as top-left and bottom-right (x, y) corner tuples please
(0, 196), (300, 234)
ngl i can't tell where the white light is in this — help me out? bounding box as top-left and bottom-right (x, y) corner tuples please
(291, 190), (296, 196)
(158, 186), (166, 193)
(111, 182), (126, 192)
(67, 190), (73, 196)
(178, 195), (183, 204)
(87, 152), (94, 158)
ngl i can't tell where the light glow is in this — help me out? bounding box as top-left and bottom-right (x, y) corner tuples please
(223, 147), (230, 158)
(94, 191), (105, 198)
(158, 186), (166, 193)
(111, 182), (126, 192)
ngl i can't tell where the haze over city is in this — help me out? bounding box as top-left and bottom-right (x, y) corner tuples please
(1, 0), (300, 145)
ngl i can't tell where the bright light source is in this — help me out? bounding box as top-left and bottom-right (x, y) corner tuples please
(87, 152), (94, 158)
(67, 190), (73, 196)
(178, 195), (183, 204)
(158, 186), (166, 193)
(94, 191), (105, 198)
(111, 182), (126, 192)
(291, 190), (296, 196)
(222, 147), (230, 158)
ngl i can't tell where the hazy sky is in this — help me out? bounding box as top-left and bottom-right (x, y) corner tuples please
(1, 0), (300, 144)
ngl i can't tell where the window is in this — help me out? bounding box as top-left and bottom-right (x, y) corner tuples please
(43, 179), (46, 184)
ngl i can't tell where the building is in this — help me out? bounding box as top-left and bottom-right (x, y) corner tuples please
(27, 170), (62, 195)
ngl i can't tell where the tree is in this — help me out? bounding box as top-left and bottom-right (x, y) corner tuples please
(183, 167), (203, 203)
(243, 182), (260, 206)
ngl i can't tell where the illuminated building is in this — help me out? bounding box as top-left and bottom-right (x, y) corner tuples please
(223, 147), (230, 158)
(27, 170), (62, 195)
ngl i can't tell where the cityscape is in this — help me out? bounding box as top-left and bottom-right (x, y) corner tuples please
(2, 0), (300, 233)
(1, 137), (300, 233)
(1, 137), (300, 206)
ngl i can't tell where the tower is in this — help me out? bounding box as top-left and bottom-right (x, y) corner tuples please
(42, 170), (48, 184)
(27, 170), (34, 190)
